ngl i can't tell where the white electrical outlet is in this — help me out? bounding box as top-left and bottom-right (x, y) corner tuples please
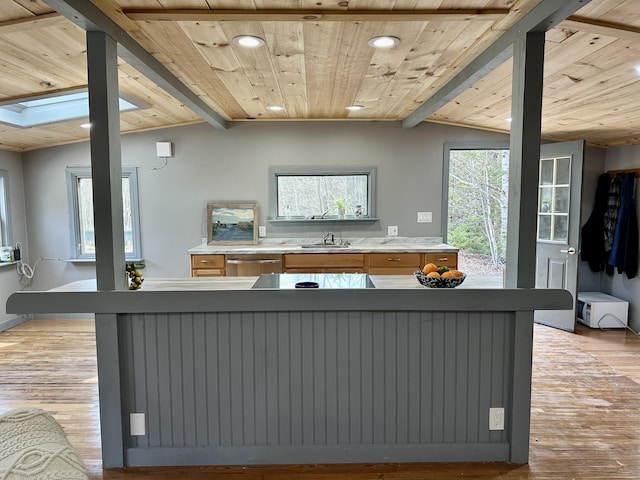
(388, 226), (398, 236)
(489, 407), (505, 431)
(258, 225), (266, 237)
(130, 413), (146, 436)
(417, 211), (432, 223)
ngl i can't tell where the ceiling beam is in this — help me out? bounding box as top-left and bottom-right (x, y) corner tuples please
(43, 0), (228, 130)
(123, 8), (509, 23)
(562, 15), (640, 41)
(0, 12), (61, 32)
(402, 0), (594, 129)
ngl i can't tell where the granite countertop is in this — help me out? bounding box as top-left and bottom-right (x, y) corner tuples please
(187, 237), (458, 254)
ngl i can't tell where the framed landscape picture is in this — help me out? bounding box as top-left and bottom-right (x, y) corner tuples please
(207, 202), (258, 245)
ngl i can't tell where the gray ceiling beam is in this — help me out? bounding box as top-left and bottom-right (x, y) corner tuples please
(44, 0), (228, 130)
(402, 0), (593, 129)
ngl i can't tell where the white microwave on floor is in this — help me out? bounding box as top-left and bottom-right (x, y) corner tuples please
(577, 292), (628, 329)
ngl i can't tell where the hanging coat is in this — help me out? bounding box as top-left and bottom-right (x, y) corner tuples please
(604, 174), (623, 275)
(623, 194), (638, 279)
(580, 173), (610, 272)
(608, 172), (638, 279)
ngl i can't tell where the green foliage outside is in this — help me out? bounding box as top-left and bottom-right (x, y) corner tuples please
(448, 221), (489, 254)
(447, 149), (509, 268)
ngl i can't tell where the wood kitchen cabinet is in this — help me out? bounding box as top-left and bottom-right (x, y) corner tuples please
(284, 253), (366, 273)
(424, 252), (458, 269)
(367, 253), (423, 275)
(191, 254), (225, 277)
(190, 250), (457, 276)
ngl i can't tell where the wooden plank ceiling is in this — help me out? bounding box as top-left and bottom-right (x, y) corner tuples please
(0, 0), (638, 152)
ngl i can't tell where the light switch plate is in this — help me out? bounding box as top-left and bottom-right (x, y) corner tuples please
(388, 226), (398, 236)
(417, 211), (432, 223)
(259, 225), (266, 237)
(130, 413), (146, 436)
(489, 407), (504, 430)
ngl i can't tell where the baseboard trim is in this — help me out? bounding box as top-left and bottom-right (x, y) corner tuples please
(0, 316), (29, 332)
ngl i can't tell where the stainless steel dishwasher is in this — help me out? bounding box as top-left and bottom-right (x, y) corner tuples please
(225, 254), (283, 276)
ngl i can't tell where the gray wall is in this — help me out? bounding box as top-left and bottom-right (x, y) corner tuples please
(0, 150), (28, 328)
(20, 121), (509, 290)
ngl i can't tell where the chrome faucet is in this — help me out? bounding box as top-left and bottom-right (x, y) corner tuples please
(322, 231), (335, 245)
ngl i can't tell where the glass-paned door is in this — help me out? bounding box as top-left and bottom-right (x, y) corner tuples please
(537, 156), (571, 242)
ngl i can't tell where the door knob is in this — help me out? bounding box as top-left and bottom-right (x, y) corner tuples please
(560, 247), (576, 255)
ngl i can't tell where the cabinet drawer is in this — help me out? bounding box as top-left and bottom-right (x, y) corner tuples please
(424, 252), (458, 268)
(284, 253), (365, 269)
(192, 268), (225, 277)
(369, 266), (419, 275)
(191, 254), (225, 269)
(285, 267), (366, 274)
(368, 253), (422, 268)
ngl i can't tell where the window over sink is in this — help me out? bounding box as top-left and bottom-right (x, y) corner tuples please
(269, 166), (376, 221)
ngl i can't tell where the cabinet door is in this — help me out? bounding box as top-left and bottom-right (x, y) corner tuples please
(424, 252), (458, 269)
(191, 254), (225, 277)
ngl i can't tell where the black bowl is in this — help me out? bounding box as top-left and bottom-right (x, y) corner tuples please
(414, 271), (466, 288)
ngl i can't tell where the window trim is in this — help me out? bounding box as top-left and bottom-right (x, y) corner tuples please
(268, 166), (377, 222)
(0, 170), (12, 247)
(66, 166), (141, 260)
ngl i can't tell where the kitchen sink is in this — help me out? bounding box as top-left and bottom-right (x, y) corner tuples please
(299, 243), (350, 248)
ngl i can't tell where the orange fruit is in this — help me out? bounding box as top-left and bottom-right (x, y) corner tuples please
(426, 271), (440, 278)
(422, 263), (438, 274)
(441, 271), (455, 278)
(449, 269), (464, 277)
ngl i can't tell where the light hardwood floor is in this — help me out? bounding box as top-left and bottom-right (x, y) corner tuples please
(1, 318), (639, 479)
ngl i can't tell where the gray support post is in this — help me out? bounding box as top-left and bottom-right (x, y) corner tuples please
(94, 313), (124, 467)
(504, 32), (546, 288)
(509, 311), (535, 463)
(86, 31), (127, 291)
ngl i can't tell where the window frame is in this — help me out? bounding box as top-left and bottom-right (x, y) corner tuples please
(66, 166), (141, 260)
(268, 166), (377, 222)
(0, 170), (12, 247)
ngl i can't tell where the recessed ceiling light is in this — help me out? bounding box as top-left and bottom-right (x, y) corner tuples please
(267, 105), (285, 111)
(232, 35), (266, 48)
(80, 123), (91, 129)
(345, 105), (365, 111)
(635, 65), (640, 75)
(368, 36), (400, 48)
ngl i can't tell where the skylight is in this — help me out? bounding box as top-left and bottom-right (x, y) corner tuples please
(0, 90), (147, 128)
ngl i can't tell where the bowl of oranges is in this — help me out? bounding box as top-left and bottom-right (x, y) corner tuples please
(414, 263), (466, 288)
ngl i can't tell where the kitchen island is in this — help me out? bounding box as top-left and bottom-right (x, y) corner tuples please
(6, 275), (571, 468)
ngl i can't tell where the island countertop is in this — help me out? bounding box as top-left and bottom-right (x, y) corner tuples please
(7, 274), (570, 315)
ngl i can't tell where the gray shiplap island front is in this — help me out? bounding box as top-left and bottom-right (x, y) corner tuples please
(6, 276), (572, 468)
